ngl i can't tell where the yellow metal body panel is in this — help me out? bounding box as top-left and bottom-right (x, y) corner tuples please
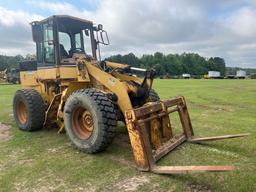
(20, 71), (38, 87)
(36, 68), (57, 79)
(106, 61), (129, 69)
(20, 66), (81, 104)
(20, 71), (43, 97)
(62, 82), (89, 100)
(20, 66), (78, 84)
(59, 66), (77, 79)
(36, 66), (79, 80)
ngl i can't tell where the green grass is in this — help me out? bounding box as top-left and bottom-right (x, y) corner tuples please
(0, 79), (255, 191)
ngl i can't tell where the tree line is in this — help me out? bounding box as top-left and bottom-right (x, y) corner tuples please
(106, 52), (226, 76)
(2, 52), (255, 76)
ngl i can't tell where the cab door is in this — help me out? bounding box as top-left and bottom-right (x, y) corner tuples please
(37, 21), (55, 68)
(36, 21), (57, 79)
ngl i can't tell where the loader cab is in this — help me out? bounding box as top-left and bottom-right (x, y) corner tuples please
(31, 15), (109, 68)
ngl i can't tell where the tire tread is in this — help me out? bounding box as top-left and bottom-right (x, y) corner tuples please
(65, 88), (117, 153)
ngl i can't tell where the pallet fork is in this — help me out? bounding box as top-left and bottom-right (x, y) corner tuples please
(125, 96), (249, 174)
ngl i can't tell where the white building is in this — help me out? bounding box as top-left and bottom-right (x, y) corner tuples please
(208, 71), (220, 78)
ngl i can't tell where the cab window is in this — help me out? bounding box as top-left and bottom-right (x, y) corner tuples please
(83, 29), (92, 56)
(59, 32), (71, 58)
(75, 33), (82, 49)
(43, 23), (55, 63)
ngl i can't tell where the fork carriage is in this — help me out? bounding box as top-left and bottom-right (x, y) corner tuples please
(125, 96), (248, 174)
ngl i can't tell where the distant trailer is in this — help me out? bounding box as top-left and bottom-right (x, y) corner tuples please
(236, 70), (246, 79)
(182, 73), (191, 79)
(208, 71), (220, 79)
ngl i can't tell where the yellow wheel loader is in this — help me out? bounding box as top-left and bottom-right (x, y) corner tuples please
(13, 15), (248, 174)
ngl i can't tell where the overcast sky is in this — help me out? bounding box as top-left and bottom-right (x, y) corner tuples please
(0, 0), (256, 68)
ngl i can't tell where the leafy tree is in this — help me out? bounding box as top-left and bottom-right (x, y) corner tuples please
(0, 55), (24, 71)
(105, 52), (227, 77)
(107, 53), (140, 67)
(208, 57), (226, 75)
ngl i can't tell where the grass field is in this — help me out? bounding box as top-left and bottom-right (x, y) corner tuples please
(0, 79), (255, 192)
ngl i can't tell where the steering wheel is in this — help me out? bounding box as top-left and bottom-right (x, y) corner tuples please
(69, 48), (85, 56)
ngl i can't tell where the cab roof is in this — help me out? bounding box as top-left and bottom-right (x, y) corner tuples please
(31, 15), (94, 34)
(31, 15), (93, 26)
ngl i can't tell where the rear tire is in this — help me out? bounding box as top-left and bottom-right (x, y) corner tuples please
(13, 89), (45, 131)
(64, 88), (117, 153)
(149, 89), (160, 102)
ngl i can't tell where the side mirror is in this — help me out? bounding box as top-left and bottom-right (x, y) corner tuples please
(98, 24), (103, 31)
(99, 30), (110, 45)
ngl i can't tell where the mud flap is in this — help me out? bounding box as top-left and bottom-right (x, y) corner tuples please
(125, 96), (249, 174)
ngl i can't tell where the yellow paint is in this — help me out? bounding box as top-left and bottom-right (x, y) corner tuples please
(85, 62), (133, 112)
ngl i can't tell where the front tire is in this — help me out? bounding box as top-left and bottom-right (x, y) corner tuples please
(13, 89), (45, 131)
(64, 88), (117, 153)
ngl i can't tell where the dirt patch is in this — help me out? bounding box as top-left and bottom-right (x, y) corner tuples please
(0, 122), (11, 142)
(114, 175), (150, 192)
(18, 159), (34, 165)
(13, 171), (96, 192)
(186, 183), (211, 192)
(46, 146), (66, 153)
(189, 101), (232, 112)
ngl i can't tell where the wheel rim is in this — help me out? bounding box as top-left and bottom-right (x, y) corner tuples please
(17, 100), (27, 124)
(72, 107), (94, 139)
